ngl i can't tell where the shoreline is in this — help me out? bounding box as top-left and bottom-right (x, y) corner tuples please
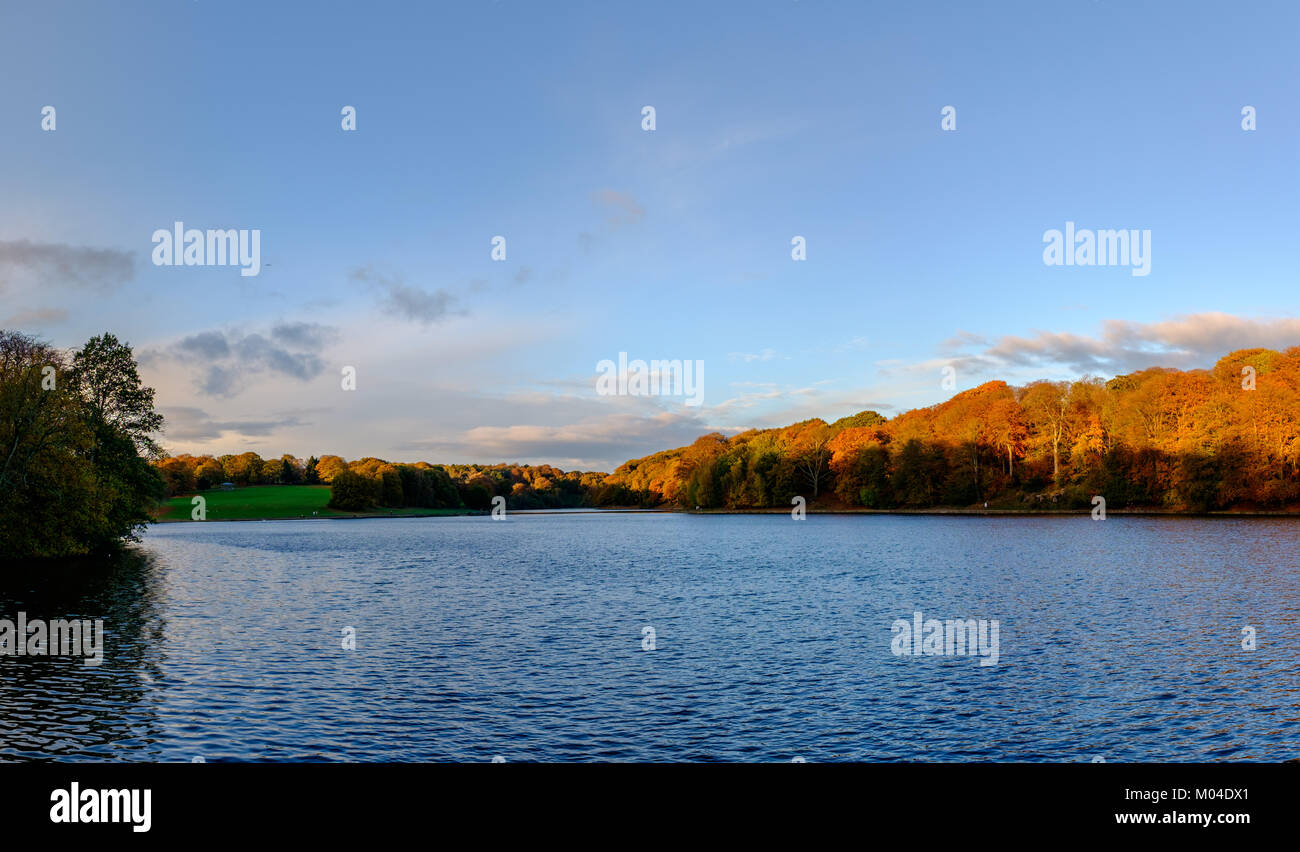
(151, 506), (1300, 523)
(151, 507), (661, 523)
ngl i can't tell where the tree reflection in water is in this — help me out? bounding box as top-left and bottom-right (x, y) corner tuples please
(0, 548), (165, 760)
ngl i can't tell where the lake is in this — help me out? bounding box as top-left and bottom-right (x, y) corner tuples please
(2, 514), (1298, 761)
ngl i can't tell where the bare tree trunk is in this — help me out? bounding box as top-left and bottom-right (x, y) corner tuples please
(1051, 422), (1062, 484)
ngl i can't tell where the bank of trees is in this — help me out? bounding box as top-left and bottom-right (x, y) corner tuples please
(153, 451), (610, 513)
(325, 461), (461, 511)
(608, 348), (1300, 512)
(1, 331), (166, 559)
(155, 451), (322, 493)
(325, 460), (609, 512)
(149, 345), (1300, 515)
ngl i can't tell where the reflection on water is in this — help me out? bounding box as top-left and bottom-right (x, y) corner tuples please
(0, 550), (166, 760)
(2, 514), (1300, 762)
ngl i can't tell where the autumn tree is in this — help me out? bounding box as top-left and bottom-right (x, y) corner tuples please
(1021, 381), (1072, 485)
(790, 421), (833, 498)
(987, 397), (1027, 477)
(315, 455), (348, 483)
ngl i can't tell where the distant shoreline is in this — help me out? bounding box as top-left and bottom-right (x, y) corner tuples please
(153, 505), (1300, 523)
(683, 507), (1300, 518)
(153, 507), (652, 523)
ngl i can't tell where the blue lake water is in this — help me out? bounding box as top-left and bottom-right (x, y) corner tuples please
(2, 513), (1298, 762)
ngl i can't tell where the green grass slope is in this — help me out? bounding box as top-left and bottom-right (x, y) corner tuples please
(156, 485), (468, 521)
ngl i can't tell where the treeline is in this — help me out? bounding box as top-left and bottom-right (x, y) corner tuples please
(153, 345), (1300, 515)
(607, 348), (1300, 512)
(154, 453), (613, 512)
(156, 452), (324, 492)
(1, 331), (165, 559)
(327, 460), (612, 511)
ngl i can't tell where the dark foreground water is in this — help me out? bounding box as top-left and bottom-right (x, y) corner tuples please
(2, 514), (1298, 762)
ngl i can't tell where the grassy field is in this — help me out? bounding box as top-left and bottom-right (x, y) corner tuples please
(156, 485), (471, 521)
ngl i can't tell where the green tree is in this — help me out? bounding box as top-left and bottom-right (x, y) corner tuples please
(1, 330), (164, 559)
(69, 333), (163, 459)
(328, 469), (377, 511)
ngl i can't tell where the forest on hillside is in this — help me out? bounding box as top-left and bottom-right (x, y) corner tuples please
(152, 346), (1300, 514)
(605, 348), (1300, 512)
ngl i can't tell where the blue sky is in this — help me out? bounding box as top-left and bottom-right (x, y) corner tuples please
(2, 1), (1298, 469)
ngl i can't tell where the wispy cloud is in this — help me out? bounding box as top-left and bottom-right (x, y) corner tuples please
(159, 406), (310, 444)
(1, 307), (68, 327)
(939, 312), (1300, 376)
(592, 189), (645, 228)
(400, 409), (718, 470)
(0, 239), (134, 294)
(833, 336), (871, 354)
(728, 348), (778, 363)
(349, 266), (462, 325)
